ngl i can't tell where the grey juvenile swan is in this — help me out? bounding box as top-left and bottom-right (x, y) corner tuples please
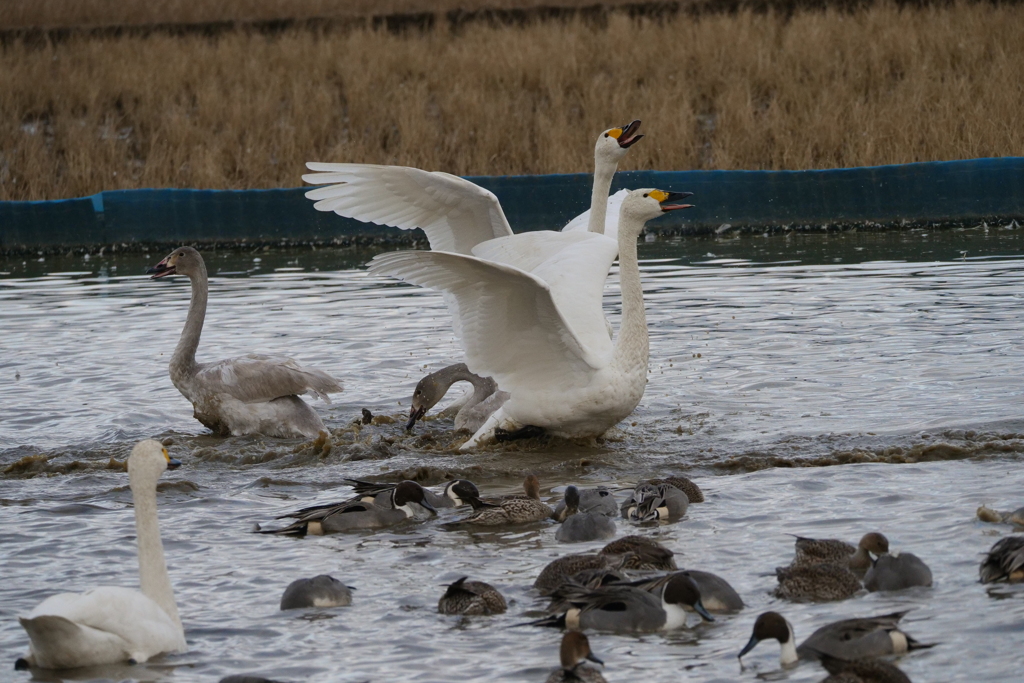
(406, 363), (509, 432)
(149, 247), (342, 438)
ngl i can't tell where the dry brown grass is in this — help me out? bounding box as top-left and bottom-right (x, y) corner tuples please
(0, 0), (646, 30)
(2, 1), (1023, 201)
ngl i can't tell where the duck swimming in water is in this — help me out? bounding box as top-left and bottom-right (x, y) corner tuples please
(979, 535), (1024, 583)
(738, 611), (931, 667)
(533, 573), (713, 633)
(259, 481), (437, 535)
(555, 486), (617, 543)
(544, 631), (607, 683)
(437, 577), (507, 616)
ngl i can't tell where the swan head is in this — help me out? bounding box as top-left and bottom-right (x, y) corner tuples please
(127, 439), (181, 489)
(618, 188), (694, 235)
(407, 373), (445, 430)
(595, 119), (643, 165)
(149, 246), (204, 279)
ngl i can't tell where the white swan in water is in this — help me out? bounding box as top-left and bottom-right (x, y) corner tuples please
(302, 120), (643, 254)
(370, 189), (693, 450)
(16, 440), (187, 670)
(149, 247), (343, 438)
(305, 123), (641, 430)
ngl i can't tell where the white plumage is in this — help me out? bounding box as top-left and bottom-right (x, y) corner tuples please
(17, 440), (187, 669)
(370, 189), (692, 449)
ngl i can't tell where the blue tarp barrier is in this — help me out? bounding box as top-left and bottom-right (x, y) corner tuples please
(2, 158), (1023, 249)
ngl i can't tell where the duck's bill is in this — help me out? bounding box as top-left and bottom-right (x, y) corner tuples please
(737, 634), (760, 658)
(586, 652), (605, 666)
(660, 191), (695, 211)
(617, 119), (643, 148)
(167, 458), (182, 470)
(419, 498), (437, 515)
(147, 258), (175, 279)
(693, 598), (715, 622)
(406, 405), (426, 430)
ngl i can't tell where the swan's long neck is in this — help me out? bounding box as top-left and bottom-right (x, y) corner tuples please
(131, 471), (182, 632)
(170, 264), (208, 384)
(612, 217), (649, 376)
(442, 363), (497, 411)
(586, 158), (617, 235)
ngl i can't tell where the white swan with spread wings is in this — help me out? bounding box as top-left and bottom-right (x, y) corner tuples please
(369, 189), (693, 450)
(302, 120), (643, 255)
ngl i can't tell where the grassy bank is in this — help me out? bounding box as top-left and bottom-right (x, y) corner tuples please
(0, 0), (654, 30)
(2, 1), (1022, 201)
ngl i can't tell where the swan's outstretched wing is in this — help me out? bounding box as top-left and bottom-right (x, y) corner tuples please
(472, 231), (618, 348)
(303, 163), (513, 254)
(561, 188), (628, 240)
(369, 251), (611, 394)
(196, 354), (343, 403)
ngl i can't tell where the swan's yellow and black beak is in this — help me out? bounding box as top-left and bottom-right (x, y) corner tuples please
(162, 447), (182, 470)
(650, 190), (694, 211)
(610, 119), (643, 148)
(148, 256), (176, 279)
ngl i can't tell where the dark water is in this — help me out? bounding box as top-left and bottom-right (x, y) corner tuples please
(1, 226), (1023, 682)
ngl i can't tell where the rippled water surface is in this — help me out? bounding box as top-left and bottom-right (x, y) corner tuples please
(1, 226), (1023, 682)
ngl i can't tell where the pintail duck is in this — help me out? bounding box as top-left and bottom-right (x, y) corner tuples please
(555, 486), (617, 543)
(534, 554), (626, 596)
(552, 486), (618, 520)
(343, 477), (480, 509)
(457, 475), (553, 526)
(279, 575), (352, 610)
(545, 631), (607, 683)
(644, 476), (704, 503)
(437, 577), (506, 615)
(620, 483), (688, 522)
(864, 550), (932, 592)
(815, 653), (913, 683)
(599, 535), (677, 571)
(620, 570), (743, 613)
(259, 481), (437, 535)
(775, 562), (862, 602)
(738, 611), (931, 667)
(977, 505), (1024, 527)
(787, 532), (889, 575)
(534, 573), (713, 633)
(979, 535), (1024, 583)
(680, 570), (744, 612)
(545, 568), (632, 614)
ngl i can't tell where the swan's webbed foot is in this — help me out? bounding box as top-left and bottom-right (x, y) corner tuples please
(493, 425), (545, 442)
(14, 658), (30, 671)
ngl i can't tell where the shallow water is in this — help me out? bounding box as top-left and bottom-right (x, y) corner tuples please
(1, 226), (1023, 682)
